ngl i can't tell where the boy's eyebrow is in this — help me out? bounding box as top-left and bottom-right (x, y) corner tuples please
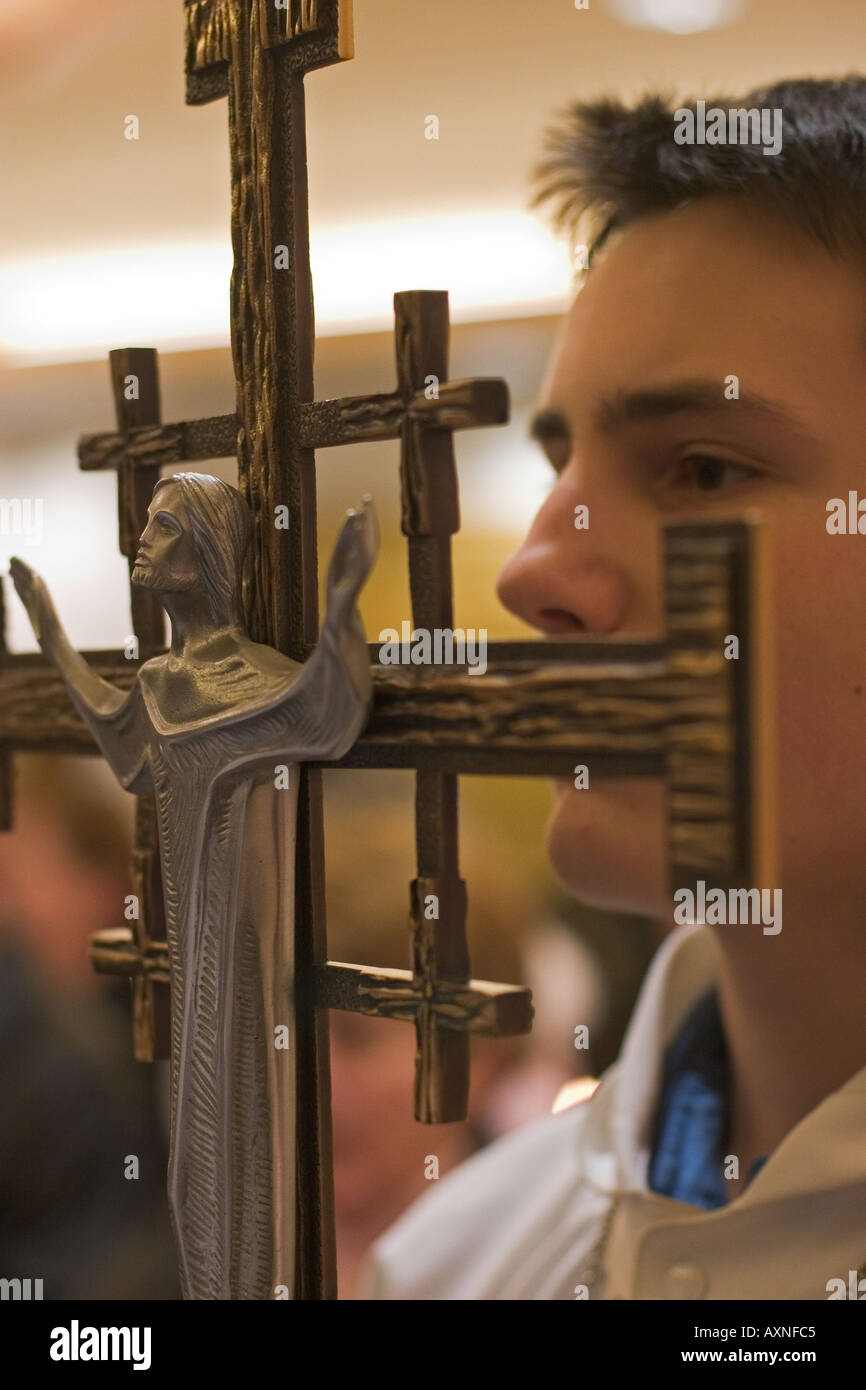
(528, 380), (820, 452)
(593, 380), (816, 441)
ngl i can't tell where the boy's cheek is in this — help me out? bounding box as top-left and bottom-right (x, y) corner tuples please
(776, 533), (865, 750)
(544, 778), (667, 918)
(770, 520), (866, 882)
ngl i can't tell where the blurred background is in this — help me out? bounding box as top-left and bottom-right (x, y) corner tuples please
(0, 0), (858, 1298)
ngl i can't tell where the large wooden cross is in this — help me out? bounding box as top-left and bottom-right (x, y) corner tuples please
(0, 0), (772, 1299)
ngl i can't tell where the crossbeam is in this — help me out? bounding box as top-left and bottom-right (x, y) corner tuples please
(86, 944), (533, 1038)
(77, 383), (507, 473)
(0, 520), (766, 892)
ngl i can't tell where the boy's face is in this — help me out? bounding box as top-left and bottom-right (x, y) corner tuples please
(496, 195), (866, 917)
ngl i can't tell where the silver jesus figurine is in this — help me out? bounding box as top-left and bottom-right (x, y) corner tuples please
(10, 473), (378, 1300)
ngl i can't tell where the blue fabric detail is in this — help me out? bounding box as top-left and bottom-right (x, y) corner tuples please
(648, 988), (767, 1209)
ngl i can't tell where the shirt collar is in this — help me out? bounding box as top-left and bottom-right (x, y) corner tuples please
(648, 986), (767, 1208)
(579, 923), (866, 1206)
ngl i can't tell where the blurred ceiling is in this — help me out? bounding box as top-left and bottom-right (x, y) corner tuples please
(2, 0), (864, 303)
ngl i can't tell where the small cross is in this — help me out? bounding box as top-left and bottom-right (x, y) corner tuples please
(79, 286), (519, 1118)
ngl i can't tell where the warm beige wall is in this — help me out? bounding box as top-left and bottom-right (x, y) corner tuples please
(0, 312), (562, 649)
(1, 0), (863, 263)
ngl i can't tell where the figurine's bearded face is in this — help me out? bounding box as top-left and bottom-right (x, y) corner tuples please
(132, 486), (200, 595)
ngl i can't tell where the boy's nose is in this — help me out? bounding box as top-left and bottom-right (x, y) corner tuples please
(496, 478), (631, 636)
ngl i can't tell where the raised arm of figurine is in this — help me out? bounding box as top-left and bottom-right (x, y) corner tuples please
(9, 557), (151, 793)
(305, 495), (377, 747)
(202, 496), (379, 767)
(321, 494), (378, 693)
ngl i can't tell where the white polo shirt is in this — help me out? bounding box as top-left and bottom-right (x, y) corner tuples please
(360, 924), (866, 1299)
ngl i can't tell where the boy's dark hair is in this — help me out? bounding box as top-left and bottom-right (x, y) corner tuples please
(531, 76), (866, 264)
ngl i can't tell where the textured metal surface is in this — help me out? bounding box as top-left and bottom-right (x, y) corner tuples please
(78, 414), (239, 473)
(108, 349), (166, 654)
(91, 928), (170, 983)
(665, 523), (759, 890)
(184, 0), (354, 1303)
(394, 292), (465, 1122)
(321, 962), (533, 1036)
(10, 479), (376, 1301)
(0, 607), (737, 786)
(298, 378), (508, 450)
(109, 351), (171, 1059)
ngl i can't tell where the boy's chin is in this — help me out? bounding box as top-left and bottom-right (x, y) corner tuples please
(545, 778), (668, 918)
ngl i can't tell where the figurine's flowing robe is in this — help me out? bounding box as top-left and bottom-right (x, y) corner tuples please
(70, 624), (368, 1299)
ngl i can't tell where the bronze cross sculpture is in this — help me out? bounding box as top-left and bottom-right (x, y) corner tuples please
(0, 0), (772, 1299)
(11, 481), (377, 1302)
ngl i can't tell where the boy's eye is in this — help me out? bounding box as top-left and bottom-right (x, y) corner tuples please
(670, 454), (756, 493)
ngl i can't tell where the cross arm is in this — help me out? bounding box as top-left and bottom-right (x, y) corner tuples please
(330, 639), (671, 775)
(321, 961), (533, 1037)
(184, 0), (231, 104)
(75, 378), (507, 469)
(0, 641), (668, 771)
(0, 516), (764, 890)
(78, 414), (239, 474)
(299, 378), (508, 450)
(88, 943), (533, 1038)
(0, 651), (137, 753)
(185, 0), (354, 105)
(91, 928), (170, 985)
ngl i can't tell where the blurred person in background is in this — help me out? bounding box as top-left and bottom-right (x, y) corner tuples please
(323, 770), (649, 1297)
(0, 757), (652, 1302)
(0, 754), (179, 1299)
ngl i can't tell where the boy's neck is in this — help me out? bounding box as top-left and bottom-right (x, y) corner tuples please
(713, 900), (866, 1174)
